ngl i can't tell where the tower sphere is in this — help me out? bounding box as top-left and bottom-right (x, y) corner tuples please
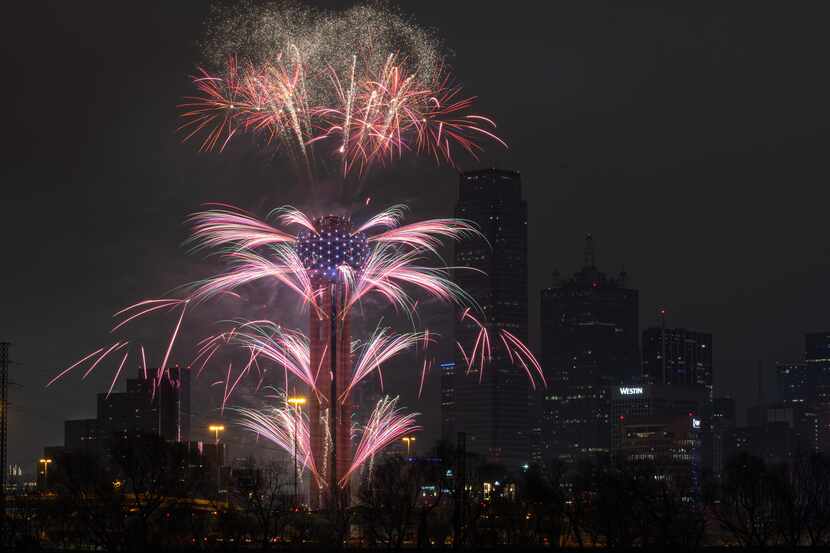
(296, 215), (370, 283)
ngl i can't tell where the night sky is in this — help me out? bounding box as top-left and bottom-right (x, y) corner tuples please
(4, 1), (830, 470)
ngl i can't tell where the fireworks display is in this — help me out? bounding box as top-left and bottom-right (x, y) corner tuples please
(179, 2), (506, 177)
(52, 2), (541, 503)
(52, 203), (544, 491)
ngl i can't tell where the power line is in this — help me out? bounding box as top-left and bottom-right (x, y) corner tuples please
(1, 341), (10, 542)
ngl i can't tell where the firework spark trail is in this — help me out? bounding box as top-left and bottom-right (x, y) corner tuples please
(457, 308), (546, 389)
(155, 301), (188, 385)
(231, 324), (321, 399)
(341, 396), (420, 487)
(368, 218), (482, 255)
(499, 329), (547, 389)
(106, 351), (131, 399)
(455, 340), (471, 371)
(177, 64), (244, 153)
(82, 341), (129, 380)
(354, 204), (406, 234)
(47, 347), (106, 387)
(222, 362), (233, 414)
(272, 206), (319, 233)
(187, 205), (296, 252)
(232, 403), (322, 486)
(344, 246), (475, 317)
(188, 247), (318, 308)
(417, 358), (433, 400)
(221, 347), (262, 410)
(140, 346), (148, 380)
(111, 298), (187, 333)
(341, 328), (426, 402)
(459, 308), (491, 381)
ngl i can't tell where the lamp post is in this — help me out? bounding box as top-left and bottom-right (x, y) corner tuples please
(38, 458), (52, 491)
(208, 424), (225, 493)
(287, 396), (307, 509)
(402, 436), (416, 458)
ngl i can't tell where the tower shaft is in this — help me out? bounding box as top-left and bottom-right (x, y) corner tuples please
(308, 286), (352, 510)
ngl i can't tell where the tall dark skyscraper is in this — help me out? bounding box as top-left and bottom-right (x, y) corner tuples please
(451, 168), (530, 468)
(440, 361), (456, 442)
(642, 326), (713, 398)
(539, 236), (639, 462)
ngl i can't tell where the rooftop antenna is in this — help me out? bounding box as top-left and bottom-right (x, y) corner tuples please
(659, 308), (667, 385)
(757, 361), (764, 407)
(0, 342), (9, 531)
(584, 234), (595, 269)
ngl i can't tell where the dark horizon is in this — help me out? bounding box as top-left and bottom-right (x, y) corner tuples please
(4, 0), (830, 471)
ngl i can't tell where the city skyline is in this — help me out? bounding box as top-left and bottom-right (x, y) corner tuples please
(5, 1), (830, 473)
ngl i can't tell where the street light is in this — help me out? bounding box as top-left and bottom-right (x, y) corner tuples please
(39, 458), (52, 490)
(208, 424), (225, 493)
(402, 436), (416, 458)
(287, 397), (306, 509)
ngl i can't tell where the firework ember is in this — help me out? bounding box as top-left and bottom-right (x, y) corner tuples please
(179, 3), (506, 176)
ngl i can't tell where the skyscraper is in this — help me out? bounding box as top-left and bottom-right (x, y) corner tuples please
(452, 168), (530, 468)
(539, 236), (639, 462)
(440, 361), (456, 442)
(642, 326), (713, 398)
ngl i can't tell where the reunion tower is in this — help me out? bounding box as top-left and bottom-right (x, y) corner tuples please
(298, 215), (370, 509)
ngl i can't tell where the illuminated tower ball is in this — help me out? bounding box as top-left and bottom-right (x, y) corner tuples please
(299, 215), (368, 509)
(296, 216), (370, 281)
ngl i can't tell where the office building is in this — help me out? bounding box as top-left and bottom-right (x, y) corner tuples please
(611, 384), (706, 486)
(776, 332), (830, 453)
(452, 168), (530, 468)
(610, 384), (707, 450)
(539, 236), (639, 462)
(440, 361), (456, 442)
(642, 327), (713, 398)
(63, 366), (191, 456)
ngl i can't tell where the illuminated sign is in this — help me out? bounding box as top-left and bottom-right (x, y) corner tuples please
(691, 418), (701, 430)
(619, 386), (644, 396)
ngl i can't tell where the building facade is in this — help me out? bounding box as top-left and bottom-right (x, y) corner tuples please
(452, 168), (530, 469)
(775, 332), (830, 454)
(711, 396), (736, 478)
(642, 327), (713, 398)
(63, 366), (191, 456)
(539, 236), (639, 463)
(440, 361), (456, 442)
(610, 384), (708, 450)
(611, 384), (707, 487)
